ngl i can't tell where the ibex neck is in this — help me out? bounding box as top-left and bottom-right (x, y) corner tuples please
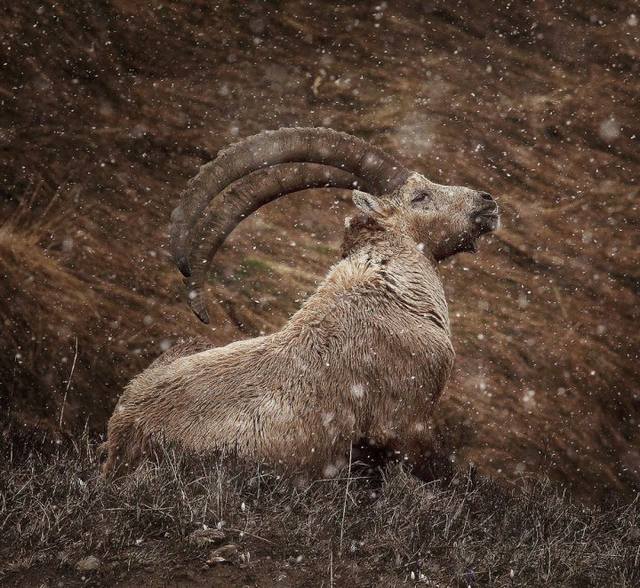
(340, 213), (438, 266)
(358, 241), (450, 334)
(302, 232), (450, 335)
(340, 213), (388, 258)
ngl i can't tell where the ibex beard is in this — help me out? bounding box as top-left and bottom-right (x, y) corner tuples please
(102, 128), (500, 478)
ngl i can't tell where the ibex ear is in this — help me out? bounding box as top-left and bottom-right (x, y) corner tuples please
(352, 190), (384, 215)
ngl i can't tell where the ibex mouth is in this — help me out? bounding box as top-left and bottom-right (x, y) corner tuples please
(473, 201), (500, 234)
(474, 212), (500, 233)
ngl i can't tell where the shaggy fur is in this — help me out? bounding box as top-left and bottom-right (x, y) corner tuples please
(103, 170), (499, 475)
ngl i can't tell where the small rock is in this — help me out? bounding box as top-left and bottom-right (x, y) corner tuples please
(212, 543), (239, 559)
(76, 555), (100, 572)
(206, 543), (239, 565)
(188, 528), (226, 548)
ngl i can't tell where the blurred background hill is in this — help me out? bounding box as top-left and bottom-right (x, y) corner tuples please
(1, 0), (639, 503)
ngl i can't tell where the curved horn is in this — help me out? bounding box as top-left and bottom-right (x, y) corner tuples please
(186, 163), (360, 323)
(170, 127), (410, 278)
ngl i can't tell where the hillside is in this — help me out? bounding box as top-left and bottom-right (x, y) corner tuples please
(1, 0), (639, 507)
(1, 442), (638, 586)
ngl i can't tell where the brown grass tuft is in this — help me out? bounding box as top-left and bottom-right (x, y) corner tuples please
(1, 437), (638, 586)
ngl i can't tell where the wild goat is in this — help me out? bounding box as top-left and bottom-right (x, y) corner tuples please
(103, 127), (499, 476)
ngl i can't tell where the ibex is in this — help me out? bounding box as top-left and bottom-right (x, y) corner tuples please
(103, 127), (499, 476)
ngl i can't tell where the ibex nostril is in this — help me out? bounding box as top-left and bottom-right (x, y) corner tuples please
(479, 191), (494, 201)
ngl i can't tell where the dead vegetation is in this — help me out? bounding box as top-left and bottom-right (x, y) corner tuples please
(1, 438), (639, 587)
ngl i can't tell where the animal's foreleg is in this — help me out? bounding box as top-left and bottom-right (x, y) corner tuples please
(389, 433), (454, 484)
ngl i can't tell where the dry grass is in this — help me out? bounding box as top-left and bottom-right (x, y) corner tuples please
(1, 438), (639, 587)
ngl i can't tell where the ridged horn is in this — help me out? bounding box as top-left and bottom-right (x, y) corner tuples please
(170, 127), (409, 279)
(170, 128), (410, 323)
(185, 163), (360, 323)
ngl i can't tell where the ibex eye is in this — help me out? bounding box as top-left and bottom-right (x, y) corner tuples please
(412, 192), (430, 203)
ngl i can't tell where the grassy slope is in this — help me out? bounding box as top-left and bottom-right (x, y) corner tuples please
(1, 1), (639, 506)
(1, 441), (639, 587)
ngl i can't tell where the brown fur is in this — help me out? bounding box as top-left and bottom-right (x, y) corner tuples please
(103, 172), (498, 476)
(147, 337), (214, 369)
(340, 213), (387, 258)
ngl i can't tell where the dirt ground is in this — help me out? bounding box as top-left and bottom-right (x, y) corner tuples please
(1, 0), (639, 506)
(2, 448), (638, 587)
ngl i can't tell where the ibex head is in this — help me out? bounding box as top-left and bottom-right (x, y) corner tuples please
(170, 127), (500, 323)
(351, 172), (499, 261)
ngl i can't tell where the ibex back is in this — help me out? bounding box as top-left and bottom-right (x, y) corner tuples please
(103, 128), (499, 476)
